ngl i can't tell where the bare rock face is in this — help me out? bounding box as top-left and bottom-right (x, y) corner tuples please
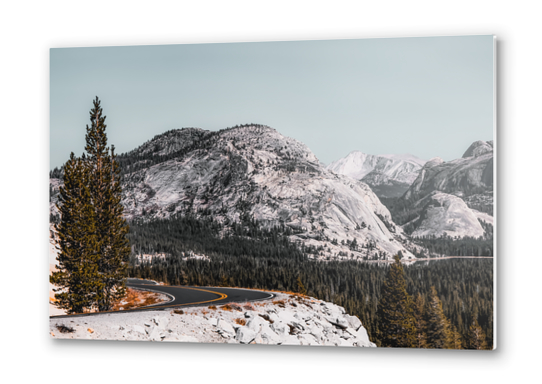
(462, 140), (493, 159)
(106, 124), (416, 260)
(403, 141), (493, 203)
(400, 140), (494, 238)
(409, 192), (485, 238)
(327, 151), (427, 198)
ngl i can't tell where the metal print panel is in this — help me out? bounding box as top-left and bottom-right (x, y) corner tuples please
(49, 35), (495, 349)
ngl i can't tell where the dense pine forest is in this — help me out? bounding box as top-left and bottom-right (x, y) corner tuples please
(126, 214), (493, 349)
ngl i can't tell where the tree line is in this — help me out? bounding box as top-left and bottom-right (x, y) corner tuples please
(126, 214), (493, 349)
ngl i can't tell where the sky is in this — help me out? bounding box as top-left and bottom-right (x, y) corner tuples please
(50, 35), (494, 169)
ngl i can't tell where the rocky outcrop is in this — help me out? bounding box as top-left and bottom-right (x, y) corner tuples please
(409, 192), (485, 238)
(49, 293), (376, 347)
(398, 140), (494, 238)
(403, 141), (493, 203)
(327, 151), (426, 198)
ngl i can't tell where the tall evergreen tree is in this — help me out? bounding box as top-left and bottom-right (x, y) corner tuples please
(50, 153), (104, 314)
(376, 255), (416, 348)
(467, 316), (488, 350)
(412, 293), (428, 348)
(84, 97), (131, 311)
(424, 286), (453, 348)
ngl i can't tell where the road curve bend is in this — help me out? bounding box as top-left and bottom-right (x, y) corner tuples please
(49, 278), (275, 319)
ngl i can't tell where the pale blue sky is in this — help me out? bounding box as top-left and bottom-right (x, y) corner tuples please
(50, 35), (494, 169)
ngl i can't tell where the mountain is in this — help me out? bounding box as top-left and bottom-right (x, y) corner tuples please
(326, 151), (427, 198)
(51, 124), (416, 260)
(399, 140), (494, 238)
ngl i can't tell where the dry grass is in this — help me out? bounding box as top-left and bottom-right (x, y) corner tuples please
(172, 309), (184, 315)
(111, 288), (168, 311)
(221, 303), (242, 312)
(272, 299), (286, 308)
(234, 318), (247, 326)
(208, 305), (217, 310)
(243, 303), (255, 311)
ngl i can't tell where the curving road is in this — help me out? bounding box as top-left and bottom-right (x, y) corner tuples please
(49, 278), (275, 318)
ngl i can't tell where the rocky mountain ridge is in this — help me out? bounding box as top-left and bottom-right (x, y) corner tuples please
(51, 124), (416, 260)
(400, 140), (494, 238)
(327, 151), (427, 198)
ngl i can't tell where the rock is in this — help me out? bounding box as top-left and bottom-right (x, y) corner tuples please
(309, 325), (323, 342)
(162, 334), (179, 342)
(148, 327), (164, 341)
(216, 318), (235, 336)
(298, 333), (319, 346)
(334, 316), (349, 329)
(207, 317), (218, 327)
(244, 311), (256, 319)
(270, 320), (288, 336)
(132, 325), (146, 335)
(235, 327), (257, 344)
(177, 335), (199, 343)
(324, 334), (342, 346)
(345, 315), (362, 331)
(281, 335), (302, 346)
(246, 316), (265, 332)
(339, 338), (354, 347)
(260, 329), (283, 345)
(354, 327), (372, 346)
(290, 320), (305, 333)
(153, 316), (169, 330)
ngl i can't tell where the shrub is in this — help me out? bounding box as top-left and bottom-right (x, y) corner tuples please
(234, 318), (247, 326)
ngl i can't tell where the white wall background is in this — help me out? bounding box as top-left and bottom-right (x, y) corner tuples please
(1, 1), (538, 382)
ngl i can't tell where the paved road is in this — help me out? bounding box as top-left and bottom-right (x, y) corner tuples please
(126, 278), (275, 309)
(49, 278), (275, 318)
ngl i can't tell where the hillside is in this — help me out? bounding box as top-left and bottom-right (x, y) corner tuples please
(396, 140), (494, 239)
(51, 124), (417, 260)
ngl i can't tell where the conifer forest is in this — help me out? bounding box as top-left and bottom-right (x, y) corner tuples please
(126, 214), (493, 349)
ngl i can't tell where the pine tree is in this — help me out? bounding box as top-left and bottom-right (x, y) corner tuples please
(449, 324), (463, 349)
(412, 293), (428, 348)
(467, 316), (488, 350)
(50, 153), (104, 314)
(376, 255), (416, 348)
(84, 97), (131, 311)
(424, 286), (453, 348)
(296, 276), (307, 295)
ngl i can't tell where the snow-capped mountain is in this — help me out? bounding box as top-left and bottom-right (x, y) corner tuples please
(51, 124), (416, 260)
(327, 151), (426, 198)
(400, 140), (494, 238)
